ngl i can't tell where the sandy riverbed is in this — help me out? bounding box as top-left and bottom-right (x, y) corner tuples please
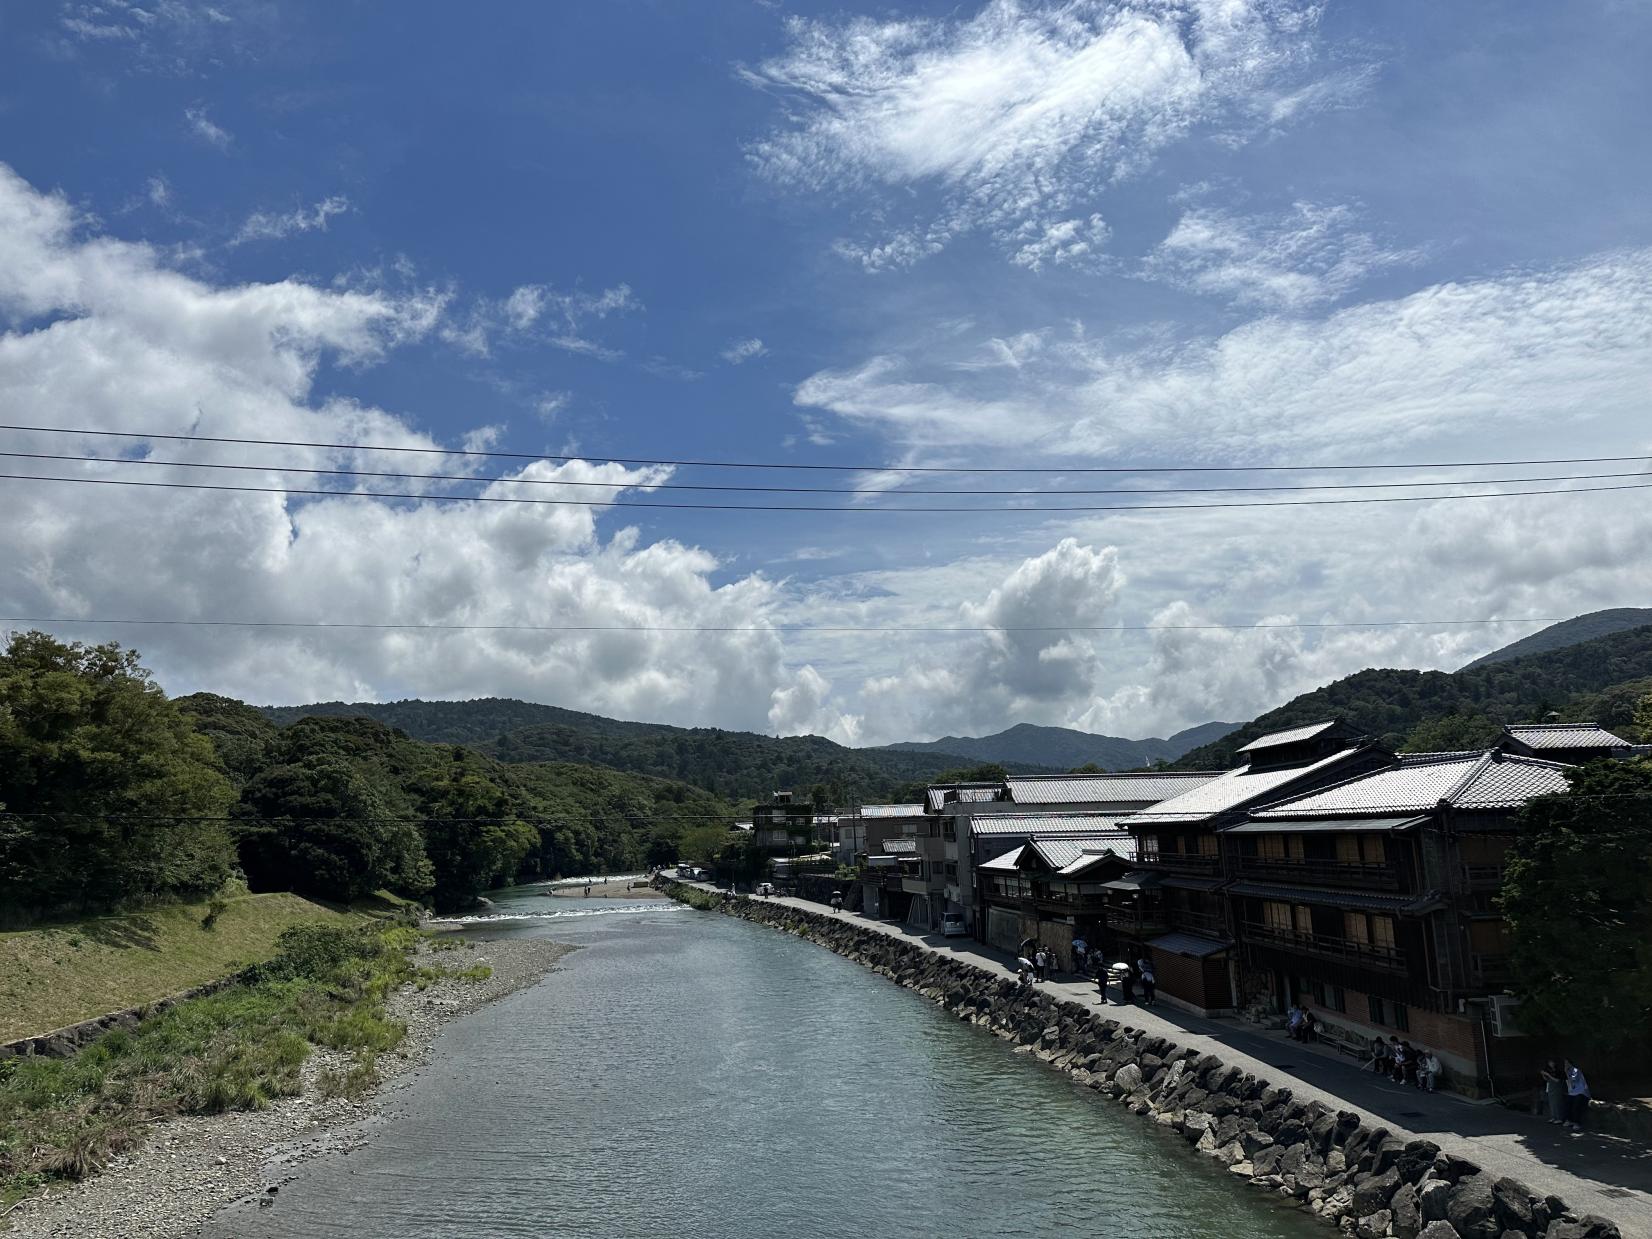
(2, 936), (574, 1239)
(545, 880), (667, 901)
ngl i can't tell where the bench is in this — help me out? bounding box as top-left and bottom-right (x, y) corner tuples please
(1304, 1020), (1370, 1060)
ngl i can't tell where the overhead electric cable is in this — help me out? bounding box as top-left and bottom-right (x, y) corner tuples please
(3, 449), (1648, 497)
(5, 423), (1650, 476)
(0, 614), (1579, 634)
(4, 471), (1652, 513)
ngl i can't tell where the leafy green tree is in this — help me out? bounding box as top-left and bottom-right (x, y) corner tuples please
(236, 756), (432, 902)
(0, 632), (236, 916)
(1398, 712), (1501, 753)
(1634, 692), (1652, 743)
(1500, 759), (1652, 1056)
(414, 750), (537, 911)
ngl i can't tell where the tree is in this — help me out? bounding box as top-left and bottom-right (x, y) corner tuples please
(414, 750), (537, 912)
(1499, 759), (1652, 1057)
(1398, 712), (1501, 753)
(1634, 692), (1652, 743)
(0, 632), (236, 916)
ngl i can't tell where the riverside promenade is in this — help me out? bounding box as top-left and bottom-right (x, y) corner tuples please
(685, 879), (1652, 1239)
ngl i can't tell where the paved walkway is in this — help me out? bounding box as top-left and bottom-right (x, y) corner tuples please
(691, 881), (1652, 1237)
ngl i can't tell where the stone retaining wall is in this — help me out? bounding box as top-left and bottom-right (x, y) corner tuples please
(658, 880), (1623, 1239)
(0, 967), (256, 1060)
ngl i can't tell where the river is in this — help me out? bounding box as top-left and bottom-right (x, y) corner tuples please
(206, 886), (1324, 1239)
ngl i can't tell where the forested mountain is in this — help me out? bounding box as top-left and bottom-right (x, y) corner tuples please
(1175, 624), (1652, 770)
(1461, 608), (1652, 670)
(880, 719), (1238, 770)
(261, 697), (1054, 803)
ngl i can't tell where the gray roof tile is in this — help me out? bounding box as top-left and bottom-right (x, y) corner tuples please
(1126, 749), (1364, 824)
(1251, 751), (1570, 817)
(1504, 723), (1631, 750)
(1004, 771), (1219, 806)
(1235, 720), (1342, 753)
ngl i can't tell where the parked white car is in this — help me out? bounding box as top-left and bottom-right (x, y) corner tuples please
(941, 913), (967, 937)
(755, 882), (776, 897)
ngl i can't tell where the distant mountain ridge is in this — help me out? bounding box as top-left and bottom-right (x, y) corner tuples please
(1173, 622), (1652, 771)
(879, 720), (1239, 770)
(258, 697), (1057, 803)
(1461, 608), (1652, 670)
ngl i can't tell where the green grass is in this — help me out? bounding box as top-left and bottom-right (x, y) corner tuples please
(0, 923), (427, 1205)
(0, 893), (351, 1042)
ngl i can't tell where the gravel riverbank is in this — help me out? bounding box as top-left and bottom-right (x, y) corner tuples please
(2, 935), (573, 1239)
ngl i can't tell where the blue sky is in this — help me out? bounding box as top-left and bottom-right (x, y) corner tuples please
(1, 0), (1650, 745)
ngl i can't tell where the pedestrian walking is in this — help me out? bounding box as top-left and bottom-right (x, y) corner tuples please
(1136, 957), (1156, 1006)
(1095, 965), (1109, 1004)
(1120, 962), (1136, 1005)
(1034, 947), (1048, 982)
(1073, 936), (1089, 975)
(1540, 1060), (1566, 1123)
(1564, 1059), (1591, 1130)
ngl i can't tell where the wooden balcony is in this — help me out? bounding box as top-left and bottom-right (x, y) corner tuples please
(1240, 921), (1407, 972)
(1103, 906), (1169, 934)
(1135, 850), (1222, 875)
(1233, 854), (1401, 890)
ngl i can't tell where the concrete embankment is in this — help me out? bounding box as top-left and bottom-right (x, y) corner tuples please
(656, 880), (1623, 1239)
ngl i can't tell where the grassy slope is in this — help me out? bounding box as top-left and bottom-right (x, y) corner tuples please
(0, 893), (348, 1041)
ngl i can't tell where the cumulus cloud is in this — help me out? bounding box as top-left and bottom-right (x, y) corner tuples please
(1142, 201), (1420, 310)
(1011, 214), (1110, 272)
(768, 664), (863, 745)
(747, 0), (1349, 265)
(0, 163), (803, 729)
(231, 195), (352, 246)
(721, 337), (767, 364)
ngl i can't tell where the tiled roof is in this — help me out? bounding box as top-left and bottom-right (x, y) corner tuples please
(978, 845), (1026, 873)
(1004, 771), (1219, 806)
(1126, 748), (1365, 825)
(1250, 751), (1571, 818)
(1227, 880), (1443, 915)
(1057, 848), (1128, 877)
(970, 813), (1136, 837)
(1227, 815), (1426, 835)
(1235, 720), (1342, 754)
(857, 803), (926, 818)
(1029, 838), (1121, 871)
(926, 784), (1004, 812)
(1149, 932), (1230, 959)
(1102, 871), (1162, 892)
(1504, 723), (1631, 751)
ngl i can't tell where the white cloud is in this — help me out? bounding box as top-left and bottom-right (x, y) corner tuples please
(441, 281), (638, 360)
(1142, 200), (1421, 310)
(1011, 214), (1110, 272)
(747, 0), (1350, 265)
(183, 105), (231, 149)
(721, 337), (767, 365)
(794, 249), (1652, 460)
(0, 163), (805, 730)
(146, 175), (173, 208)
(768, 664), (863, 745)
(231, 195), (352, 246)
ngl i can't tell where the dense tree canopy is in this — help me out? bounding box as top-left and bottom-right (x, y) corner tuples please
(0, 634), (236, 918)
(1500, 759), (1652, 1057)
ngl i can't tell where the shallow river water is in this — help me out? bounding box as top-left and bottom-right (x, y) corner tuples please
(207, 887), (1323, 1239)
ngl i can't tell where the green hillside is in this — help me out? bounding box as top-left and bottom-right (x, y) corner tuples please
(1174, 623), (1652, 770)
(258, 697), (1051, 803)
(1461, 608), (1652, 670)
(881, 719), (1237, 770)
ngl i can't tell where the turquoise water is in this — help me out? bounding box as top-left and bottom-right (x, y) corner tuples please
(207, 887), (1323, 1238)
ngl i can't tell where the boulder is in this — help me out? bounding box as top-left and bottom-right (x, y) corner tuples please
(1113, 1063), (1144, 1092)
(1396, 1140), (1441, 1184)
(1391, 1183), (1422, 1239)
(1545, 1219), (1623, 1239)
(1357, 1210), (1394, 1239)
(1491, 1177), (1538, 1234)
(1446, 1174), (1500, 1239)
(1419, 1224), (1464, 1239)
(1351, 1168), (1403, 1218)
(1420, 1180), (1453, 1223)
(1241, 1129), (1276, 1158)
(1433, 1154), (1481, 1185)
(1253, 1144), (1287, 1176)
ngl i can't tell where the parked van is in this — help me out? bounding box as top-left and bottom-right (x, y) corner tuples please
(755, 882), (776, 897)
(941, 913), (967, 938)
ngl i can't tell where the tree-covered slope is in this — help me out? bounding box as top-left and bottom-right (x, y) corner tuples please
(880, 719), (1237, 770)
(1461, 608), (1652, 670)
(259, 697), (1051, 803)
(1174, 624), (1652, 770)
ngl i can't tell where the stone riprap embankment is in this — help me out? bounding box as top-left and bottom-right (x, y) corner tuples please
(658, 880), (1622, 1239)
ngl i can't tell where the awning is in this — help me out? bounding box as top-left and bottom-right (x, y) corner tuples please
(1159, 874), (1225, 893)
(1101, 870), (1162, 892)
(1149, 932), (1229, 959)
(978, 845), (1028, 874)
(1229, 815), (1427, 835)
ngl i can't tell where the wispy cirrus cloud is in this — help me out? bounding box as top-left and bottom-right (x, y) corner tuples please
(746, 0), (1356, 269)
(231, 194), (351, 246)
(721, 336), (767, 364)
(1142, 200), (1422, 310)
(440, 282), (639, 360)
(183, 104), (231, 149)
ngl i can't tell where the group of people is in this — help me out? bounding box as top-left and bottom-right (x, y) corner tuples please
(1366, 1034), (1441, 1093)
(1285, 1005), (1319, 1042)
(1540, 1059), (1591, 1131)
(1094, 956), (1156, 1006)
(1015, 944), (1056, 983)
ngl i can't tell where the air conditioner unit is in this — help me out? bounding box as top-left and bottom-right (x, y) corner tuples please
(1487, 994), (1525, 1038)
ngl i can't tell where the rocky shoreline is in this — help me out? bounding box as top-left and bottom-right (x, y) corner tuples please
(2, 935), (573, 1239)
(661, 881), (1624, 1239)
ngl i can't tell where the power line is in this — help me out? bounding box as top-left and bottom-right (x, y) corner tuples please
(4, 449), (1648, 497)
(5, 470), (1652, 513)
(0, 615), (1579, 635)
(6, 422), (1652, 476)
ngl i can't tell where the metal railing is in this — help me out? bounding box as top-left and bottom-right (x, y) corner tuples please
(1234, 854), (1400, 889)
(1241, 921), (1406, 971)
(1136, 850), (1222, 872)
